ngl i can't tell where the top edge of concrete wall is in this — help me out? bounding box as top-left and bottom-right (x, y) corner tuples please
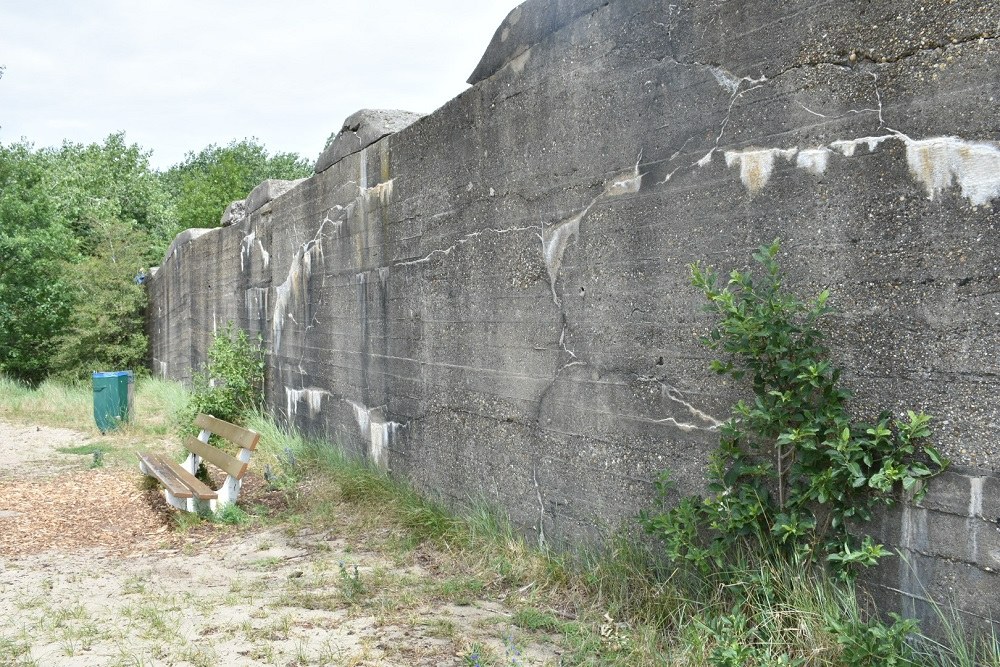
(467, 0), (608, 84)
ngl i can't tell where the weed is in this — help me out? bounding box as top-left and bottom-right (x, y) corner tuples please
(337, 561), (367, 604)
(646, 240), (947, 578)
(214, 503), (251, 526)
(512, 608), (561, 633)
(57, 442), (112, 456)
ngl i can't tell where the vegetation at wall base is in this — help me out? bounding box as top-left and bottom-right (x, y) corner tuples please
(643, 239), (947, 575)
(250, 412), (996, 666)
(0, 376), (996, 664)
(636, 239), (956, 664)
(177, 324), (265, 432)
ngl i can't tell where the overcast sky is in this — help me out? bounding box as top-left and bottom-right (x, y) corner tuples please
(0, 0), (522, 170)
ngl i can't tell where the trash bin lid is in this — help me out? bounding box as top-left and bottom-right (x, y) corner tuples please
(92, 371), (134, 378)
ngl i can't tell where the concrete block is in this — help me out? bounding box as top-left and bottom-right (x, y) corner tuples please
(245, 179), (306, 216)
(314, 109), (423, 174)
(220, 199), (246, 227)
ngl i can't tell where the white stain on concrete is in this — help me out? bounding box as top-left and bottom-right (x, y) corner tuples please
(240, 229), (271, 271)
(240, 230), (256, 272)
(830, 135), (893, 157)
(363, 179), (395, 205)
(347, 400), (372, 437)
(638, 376), (725, 432)
(285, 387), (329, 418)
(717, 133), (1000, 206)
(967, 475), (986, 564)
(796, 148), (832, 176)
(245, 287), (269, 322)
(723, 148), (798, 194)
(345, 399), (403, 470)
(543, 156), (644, 304)
(272, 223), (329, 352)
(904, 136), (1000, 206)
(370, 420), (403, 469)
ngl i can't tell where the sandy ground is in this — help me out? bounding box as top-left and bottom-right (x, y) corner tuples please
(0, 422), (561, 666)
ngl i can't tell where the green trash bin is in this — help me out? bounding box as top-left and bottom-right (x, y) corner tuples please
(93, 371), (134, 433)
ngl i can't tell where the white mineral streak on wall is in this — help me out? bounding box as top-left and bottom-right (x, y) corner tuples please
(904, 137), (1000, 206)
(245, 287), (269, 322)
(345, 399), (402, 469)
(240, 230), (271, 271)
(158, 361), (167, 377)
(370, 421), (403, 469)
(717, 133), (1000, 206)
(723, 148), (798, 194)
(240, 231), (256, 272)
(830, 135), (893, 157)
(968, 476), (987, 567)
(543, 157), (644, 304)
(285, 387), (329, 417)
(347, 400), (372, 436)
(709, 66), (741, 95)
(638, 376), (725, 432)
(257, 240), (270, 269)
(795, 148), (832, 176)
(272, 235), (325, 352)
(363, 179), (395, 205)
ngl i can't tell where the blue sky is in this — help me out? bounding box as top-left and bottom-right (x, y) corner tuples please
(0, 0), (521, 169)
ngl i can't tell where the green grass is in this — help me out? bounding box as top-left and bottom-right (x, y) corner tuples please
(247, 412), (1000, 667)
(0, 375), (189, 445)
(57, 442), (113, 456)
(4, 382), (999, 666)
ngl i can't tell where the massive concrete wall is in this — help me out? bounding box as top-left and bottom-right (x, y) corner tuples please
(149, 0), (1000, 626)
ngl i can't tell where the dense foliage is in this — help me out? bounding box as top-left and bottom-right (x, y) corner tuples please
(178, 324), (265, 432)
(161, 139), (311, 230)
(643, 241), (947, 577)
(0, 134), (310, 384)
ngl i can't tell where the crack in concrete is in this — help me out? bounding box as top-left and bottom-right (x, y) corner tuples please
(393, 224), (542, 268)
(637, 375), (725, 432)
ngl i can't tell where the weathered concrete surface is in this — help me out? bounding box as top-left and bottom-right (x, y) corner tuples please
(149, 0), (1000, 627)
(314, 109), (424, 174)
(220, 199), (246, 227)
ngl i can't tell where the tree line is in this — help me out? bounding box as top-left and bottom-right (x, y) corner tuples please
(0, 134), (311, 385)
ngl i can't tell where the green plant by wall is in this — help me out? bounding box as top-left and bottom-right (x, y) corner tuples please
(642, 240), (948, 578)
(179, 323), (265, 430)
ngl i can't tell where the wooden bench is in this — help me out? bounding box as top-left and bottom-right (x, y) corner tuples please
(139, 413), (260, 513)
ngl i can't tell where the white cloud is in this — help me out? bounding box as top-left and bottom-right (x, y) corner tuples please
(0, 0), (520, 168)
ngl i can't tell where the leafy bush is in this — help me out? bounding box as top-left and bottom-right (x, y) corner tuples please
(642, 240), (947, 578)
(161, 139), (311, 231)
(179, 324), (265, 430)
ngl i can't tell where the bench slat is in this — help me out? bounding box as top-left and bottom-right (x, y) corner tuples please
(185, 436), (248, 480)
(139, 453), (194, 498)
(141, 453), (220, 500)
(195, 414), (260, 451)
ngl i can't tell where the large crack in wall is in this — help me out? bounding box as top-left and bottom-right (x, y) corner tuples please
(148, 0), (1000, 630)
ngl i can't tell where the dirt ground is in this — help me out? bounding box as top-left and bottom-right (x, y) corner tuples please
(0, 422), (561, 666)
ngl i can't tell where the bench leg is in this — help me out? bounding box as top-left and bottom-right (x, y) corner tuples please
(164, 489), (188, 511)
(216, 476), (240, 509)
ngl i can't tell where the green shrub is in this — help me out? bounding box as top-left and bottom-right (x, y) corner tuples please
(642, 240), (947, 578)
(179, 324), (264, 431)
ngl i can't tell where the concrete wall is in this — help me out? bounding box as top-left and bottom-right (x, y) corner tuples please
(148, 0), (1000, 626)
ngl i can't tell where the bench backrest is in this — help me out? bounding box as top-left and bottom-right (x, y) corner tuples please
(189, 414), (261, 481)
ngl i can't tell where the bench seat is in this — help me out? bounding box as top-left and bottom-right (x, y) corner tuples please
(139, 413), (259, 513)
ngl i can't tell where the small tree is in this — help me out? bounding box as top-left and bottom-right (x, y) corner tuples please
(643, 240), (947, 578)
(180, 324), (266, 431)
